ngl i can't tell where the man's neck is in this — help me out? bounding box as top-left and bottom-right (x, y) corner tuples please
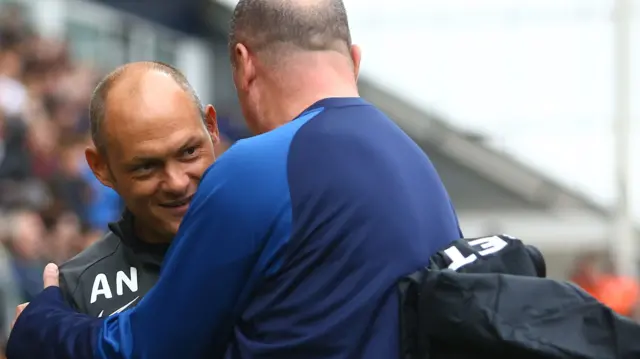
(261, 57), (359, 132)
(133, 218), (173, 245)
(263, 85), (359, 132)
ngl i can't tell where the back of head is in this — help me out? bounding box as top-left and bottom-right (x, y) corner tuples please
(229, 0), (352, 63)
(228, 0), (359, 133)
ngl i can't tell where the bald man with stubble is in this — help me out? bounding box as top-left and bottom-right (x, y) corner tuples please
(56, 61), (219, 319)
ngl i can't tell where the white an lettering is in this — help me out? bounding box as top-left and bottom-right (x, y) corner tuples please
(116, 267), (138, 296)
(89, 267), (139, 304)
(445, 236), (509, 271)
(90, 274), (112, 304)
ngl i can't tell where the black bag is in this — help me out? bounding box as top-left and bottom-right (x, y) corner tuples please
(400, 235), (640, 359)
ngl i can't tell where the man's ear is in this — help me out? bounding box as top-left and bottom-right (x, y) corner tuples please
(234, 43), (256, 91)
(204, 104), (220, 144)
(350, 44), (362, 81)
(85, 146), (115, 189)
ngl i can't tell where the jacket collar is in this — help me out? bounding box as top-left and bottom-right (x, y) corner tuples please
(107, 210), (169, 267)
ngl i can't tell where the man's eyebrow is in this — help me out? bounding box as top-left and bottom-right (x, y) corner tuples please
(177, 136), (203, 152)
(124, 136), (204, 165)
(128, 155), (161, 165)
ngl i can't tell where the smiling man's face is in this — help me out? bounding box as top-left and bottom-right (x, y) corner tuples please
(87, 69), (218, 242)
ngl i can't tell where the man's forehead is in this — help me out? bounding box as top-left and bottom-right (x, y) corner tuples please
(105, 73), (199, 127)
(101, 71), (203, 159)
(107, 71), (191, 114)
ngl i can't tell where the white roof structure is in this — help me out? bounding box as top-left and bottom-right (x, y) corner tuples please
(360, 80), (614, 252)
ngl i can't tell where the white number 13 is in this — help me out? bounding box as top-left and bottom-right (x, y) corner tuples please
(444, 236), (509, 271)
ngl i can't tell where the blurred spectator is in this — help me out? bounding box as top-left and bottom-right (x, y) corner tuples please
(48, 211), (97, 264)
(4, 209), (46, 302)
(80, 157), (122, 231)
(0, 212), (20, 351)
(0, 112), (30, 181)
(571, 253), (640, 319)
(50, 139), (91, 220)
(0, 25), (27, 118)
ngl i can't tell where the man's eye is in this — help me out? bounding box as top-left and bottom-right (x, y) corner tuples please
(183, 147), (197, 157)
(134, 164), (154, 173)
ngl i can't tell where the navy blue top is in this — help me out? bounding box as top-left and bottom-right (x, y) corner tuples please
(7, 97), (462, 359)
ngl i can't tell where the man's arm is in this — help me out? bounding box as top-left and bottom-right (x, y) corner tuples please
(7, 138), (293, 359)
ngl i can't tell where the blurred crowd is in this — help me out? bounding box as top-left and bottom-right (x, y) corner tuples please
(0, 4), (246, 349)
(0, 3), (123, 345)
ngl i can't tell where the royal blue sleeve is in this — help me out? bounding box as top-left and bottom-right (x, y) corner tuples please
(6, 121), (302, 358)
(6, 287), (102, 358)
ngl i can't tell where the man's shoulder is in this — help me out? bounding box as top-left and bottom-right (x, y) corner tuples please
(209, 109), (327, 185)
(225, 108), (325, 157)
(59, 231), (122, 294)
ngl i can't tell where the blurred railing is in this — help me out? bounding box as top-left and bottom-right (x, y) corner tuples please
(3, 0), (214, 102)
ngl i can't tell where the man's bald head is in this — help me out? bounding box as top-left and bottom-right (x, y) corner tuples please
(229, 0), (352, 62)
(89, 61), (204, 153)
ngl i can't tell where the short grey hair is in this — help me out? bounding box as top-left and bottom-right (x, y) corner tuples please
(229, 0), (352, 61)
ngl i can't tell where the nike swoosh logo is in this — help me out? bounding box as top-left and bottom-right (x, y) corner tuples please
(98, 296), (140, 318)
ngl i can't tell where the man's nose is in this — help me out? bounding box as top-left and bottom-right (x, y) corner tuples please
(162, 167), (190, 195)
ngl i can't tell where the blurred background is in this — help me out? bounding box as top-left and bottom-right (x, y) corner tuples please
(0, 0), (639, 352)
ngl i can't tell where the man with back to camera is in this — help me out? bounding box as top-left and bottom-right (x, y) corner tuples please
(7, 0), (462, 358)
(58, 61), (219, 317)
